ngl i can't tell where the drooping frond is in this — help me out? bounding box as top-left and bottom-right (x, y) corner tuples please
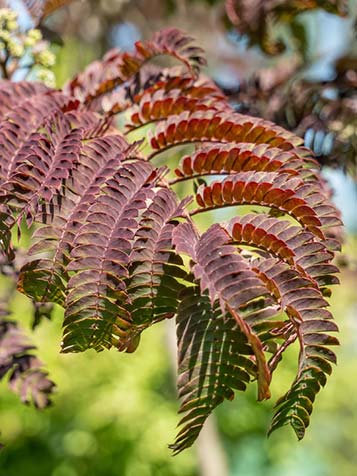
(18, 134), (129, 305)
(0, 85), (79, 257)
(171, 221), (280, 451)
(174, 143), (318, 181)
(170, 205), (339, 450)
(127, 189), (189, 333)
(0, 316), (55, 408)
(194, 172), (342, 238)
(149, 110), (304, 157)
(65, 29), (206, 104)
(252, 257), (339, 438)
(169, 286), (257, 454)
(0, 253), (55, 409)
(221, 214), (339, 438)
(3, 114), (83, 226)
(0, 88), (74, 185)
(62, 160), (157, 353)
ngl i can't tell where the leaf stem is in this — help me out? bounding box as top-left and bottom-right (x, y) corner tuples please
(226, 304), (271, 400)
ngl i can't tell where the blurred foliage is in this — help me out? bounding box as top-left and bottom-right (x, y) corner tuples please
(0, 296), (198, 476)
(224, 0), (349, 55)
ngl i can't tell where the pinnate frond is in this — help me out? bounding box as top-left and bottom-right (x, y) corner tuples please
(0, 85), (79, 257)
(62, 160), (157, 353)
(18, 134), (129, 305)
(0, 249), (55, 406)
(65, 28), (206, 104)
(171, 220), (281, 451)
(253, 258), (339, 438)
(0, 81), (50, 120)
(0, 89), (74, 185)
(127, 188), (189, 330)
(170, 209), (339, 450)
(3, 115), (83, 226)
(194, 173), (342, 238)
(169, 286), (257, 454)
(150, 110), (304, 156)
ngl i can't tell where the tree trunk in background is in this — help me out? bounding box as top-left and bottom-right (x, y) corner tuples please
(197, 414), (230, 476)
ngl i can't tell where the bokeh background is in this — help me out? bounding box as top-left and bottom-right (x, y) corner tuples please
(1, 1), (356, 475)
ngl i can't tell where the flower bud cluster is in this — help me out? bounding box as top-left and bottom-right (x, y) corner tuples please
(0, 8), (56, 86)
(0, 8), (21, 56)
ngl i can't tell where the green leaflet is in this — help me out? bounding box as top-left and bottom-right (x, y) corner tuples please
(171, 287), (257, 454)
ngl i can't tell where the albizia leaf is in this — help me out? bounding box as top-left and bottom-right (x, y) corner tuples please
(217, 225), (339, 438)
(0, 316), (55, 408)
(62, 159), (157, 353)
(0, 24), (342, 452)
(150, 110), (304, 157)
(0, 86), (78, 254)
(174, 143), (318, 181)
(3, 114), (83, 226)
(65, 28), (206, 104)
(0, 89), (78, 185)
(169, 287), (256, 454)
(18, 134), (129, 305)
(170, 221), (281, 452)
(254, 257), (340, 438)
(171, 210), (339, 449)
(127, 188), (189, 327)
(178, 222), (273, 399)
(0, 81), (50, 120)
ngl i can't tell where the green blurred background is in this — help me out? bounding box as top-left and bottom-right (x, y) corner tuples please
(1, 1), (357, 475)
